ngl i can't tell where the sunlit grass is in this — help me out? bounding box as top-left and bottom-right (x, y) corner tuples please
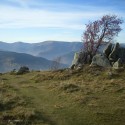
(0, 65), (125, 125)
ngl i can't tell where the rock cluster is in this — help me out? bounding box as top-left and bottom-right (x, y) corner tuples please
(101, 42), (125, 68)
(91, 54), (111, 67)
(71, 51), (91, 69)
(71, 42), (125, 69)
(91, 43), (125, 69)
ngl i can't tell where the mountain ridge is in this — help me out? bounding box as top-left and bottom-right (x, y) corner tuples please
(0, 50), (67, 72)
(0, 41), (83, 66)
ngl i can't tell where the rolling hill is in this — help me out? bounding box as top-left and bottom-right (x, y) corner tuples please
(36, 41), (82, 60)
(0, 51), (67, 72)
(0, 41), (82, 66)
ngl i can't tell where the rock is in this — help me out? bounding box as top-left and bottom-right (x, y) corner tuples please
(17, 66), (29, 75)
(70, 52), (82, 69)
(71, 52), (79, 66)
(71, 51), (88, 69)
(118, 47), (125, 62)
(76, 63), (83, 70)
(113, 58), (123, 69)
(77, 52), (85, 64)
(71, 51), (91, 67)
(109, 43), (119, 62)
(91, 54), (111, 67)
(77, 51), (90, 64)
(103, 43), (112, 57)
(71, 42), (125, 69)
(70, 64), (75, 70)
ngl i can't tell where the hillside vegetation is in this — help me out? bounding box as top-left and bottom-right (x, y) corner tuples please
(1, 65), (125, 125)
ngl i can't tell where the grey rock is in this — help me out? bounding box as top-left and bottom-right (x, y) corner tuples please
(91, 54), (111, 67)
(103, 43), (112, 57)
(76, 63), (83, 70)
(70, 52), (80, 69)
(109, 43), (119, 62)
(71, 52), (79, 66)
(113, 58), (123, 69)
(77, 51), (89, 64)
(71, 51), (92, 69)
(71, 52), (86, 67)
(118, 47), (125, 62)
(70, 64), (75, 70)
(71, 42), (125, 69)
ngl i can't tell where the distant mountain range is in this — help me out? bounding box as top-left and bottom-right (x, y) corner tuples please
(0, 41), (82, 72)
(36, 41), (82, 59)
(0, 41), (83, 66)
(0, 41), (124, 72)
(58, 51), (76, 65)
(0, 50), (67, 73)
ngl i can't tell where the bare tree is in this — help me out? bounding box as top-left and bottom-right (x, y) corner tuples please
(82, 15), (123, 60)
(50, 57), (62, 70)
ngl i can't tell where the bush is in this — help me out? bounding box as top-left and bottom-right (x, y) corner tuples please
(17, 66), (29, 75)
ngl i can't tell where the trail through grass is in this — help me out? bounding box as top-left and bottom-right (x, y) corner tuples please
(1, 66), (125, 125)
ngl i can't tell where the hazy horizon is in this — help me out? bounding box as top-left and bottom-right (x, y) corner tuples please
(0, 40), (82, 44)
(0, 0), (125, 43)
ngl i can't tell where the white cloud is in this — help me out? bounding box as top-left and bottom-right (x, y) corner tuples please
(0, 4), (120, 30)
(0, 1), (124, 43)
(0, 0), (125, 30)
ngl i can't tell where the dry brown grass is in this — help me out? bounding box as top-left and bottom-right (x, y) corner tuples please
(1, 65), (125, 125)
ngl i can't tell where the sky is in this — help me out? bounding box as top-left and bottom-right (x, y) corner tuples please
(0, 0), (125, 43)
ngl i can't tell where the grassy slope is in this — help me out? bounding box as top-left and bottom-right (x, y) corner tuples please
(1, 65), (125, 125)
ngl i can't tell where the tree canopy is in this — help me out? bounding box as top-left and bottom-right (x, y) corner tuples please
(82, 15), (123, 57)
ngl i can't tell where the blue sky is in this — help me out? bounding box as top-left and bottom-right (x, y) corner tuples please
(0, 0), (125, 43)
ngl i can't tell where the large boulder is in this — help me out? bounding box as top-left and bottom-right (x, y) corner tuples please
(71, 42), (125, 69)
(103, 43), (112, 58)
(93, 42), (125, 68)
(108, 43), (119, 62)
(77, 51), (90, 64)
(17, 66), (29, 75)
(113, 58), (123, 69)
(107, 43), (125, 64)
(70, 52), (80, 69)
(71, 52), (79, 66)
(71, 51), (91, 69)
(118, 47), (125, 62)
(91, 54), (111, 67)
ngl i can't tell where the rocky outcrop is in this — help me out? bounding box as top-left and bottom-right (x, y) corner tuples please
(91, 42), (125, 68)
(103, 43), (112, 58)
(113, 58), (122, 69)
(109, 43), (120, 62)
(91, 54), (111, 67)
(118, 47), (125, 62)
(71, 42), (125, 69)
(72, 52), (79, 66)
(71, 51), (91, 69)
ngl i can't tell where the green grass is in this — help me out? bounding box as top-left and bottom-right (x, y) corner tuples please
(1, 65), (125, 125)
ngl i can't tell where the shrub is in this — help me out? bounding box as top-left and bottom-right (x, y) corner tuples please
(17, 66), (29, 75)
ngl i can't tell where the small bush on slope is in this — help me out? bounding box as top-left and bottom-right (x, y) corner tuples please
(17, 66), (29, 75)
